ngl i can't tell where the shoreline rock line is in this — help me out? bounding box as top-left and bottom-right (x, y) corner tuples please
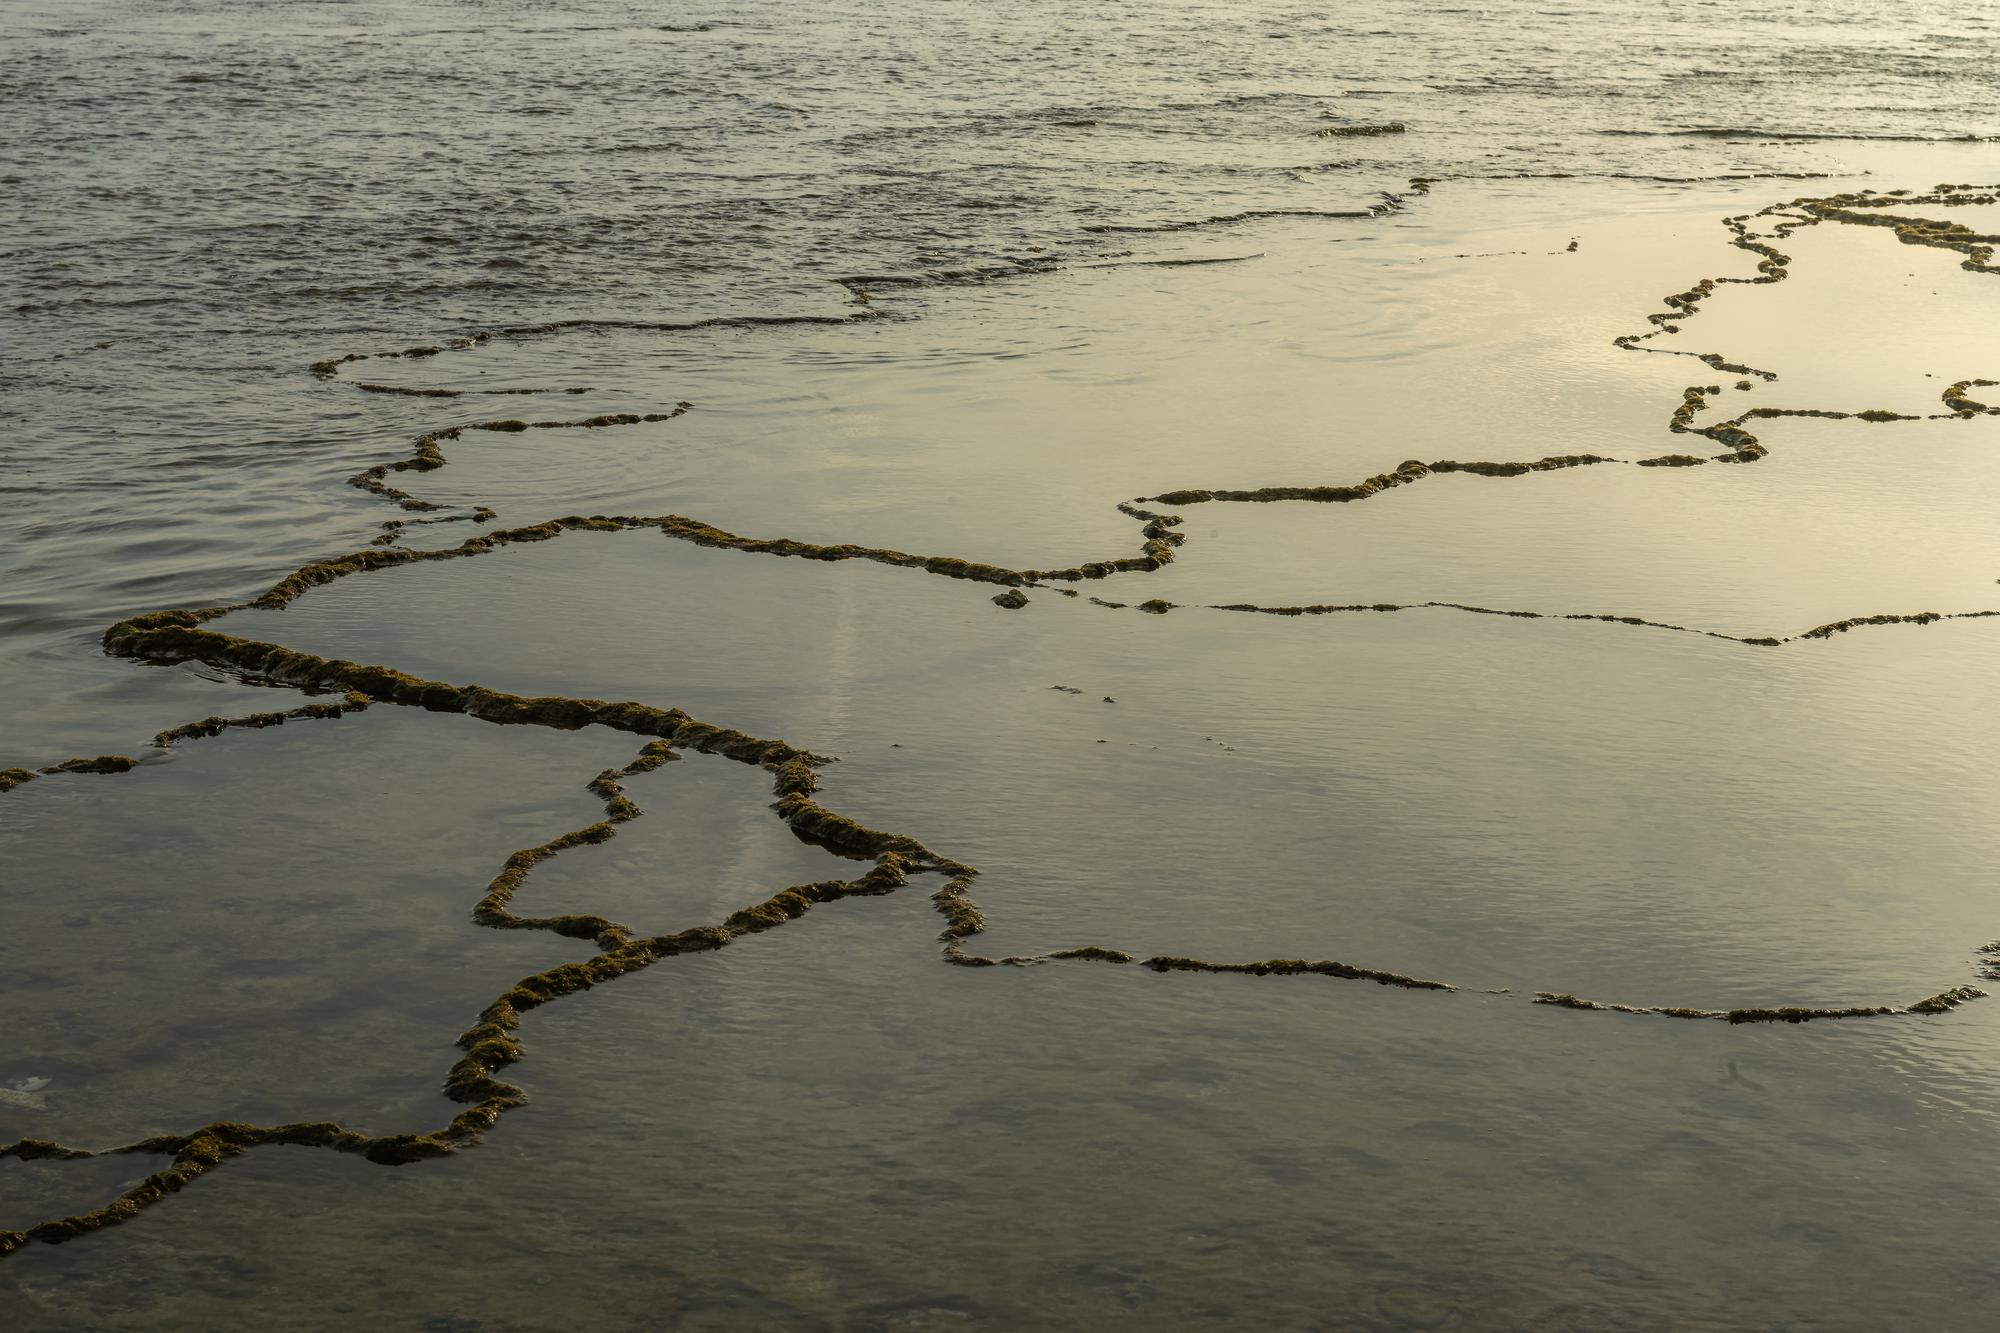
(7, 181), (2000, 1259)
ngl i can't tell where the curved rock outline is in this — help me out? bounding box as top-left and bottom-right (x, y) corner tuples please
(7, 181), (2000, 1258)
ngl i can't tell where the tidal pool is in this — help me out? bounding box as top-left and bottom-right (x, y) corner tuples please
(7, 144), (2000, 1331)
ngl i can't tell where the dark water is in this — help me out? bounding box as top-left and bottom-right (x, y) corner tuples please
(6, 1), (2000, 1328)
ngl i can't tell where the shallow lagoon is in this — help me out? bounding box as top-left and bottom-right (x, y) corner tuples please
(9, 1), (2000, 1318)
(9, 174), (2000, 1327)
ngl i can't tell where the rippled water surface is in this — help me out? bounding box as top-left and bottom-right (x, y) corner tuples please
(6, 1), (2000, 1328)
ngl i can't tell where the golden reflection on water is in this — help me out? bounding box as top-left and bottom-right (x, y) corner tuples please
(8, 179), (2000, 1327)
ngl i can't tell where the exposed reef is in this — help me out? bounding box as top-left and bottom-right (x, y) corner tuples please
(1078, 176), (1429, 235)
(346, 405), (692, 515)
(1, 681), (934, 1257)
(1312, 121), (1406, 138)
(0, 696), (375, 795)
(1534, 984), (1986, 1024)
(8, 181), (2000, 1260)
(303, 186), (2000, 653)
(1193, 598), (2000, 648)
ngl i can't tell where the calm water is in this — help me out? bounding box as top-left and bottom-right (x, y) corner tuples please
(6, 1), (2000, 1328)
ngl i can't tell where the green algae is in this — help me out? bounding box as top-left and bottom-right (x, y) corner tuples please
(1047, 946), (1136, 964)
(5, 577), (1984, 1258)
(10, 180), (2000, 1262)
(1943, 379), (2000, 415)
(1533, 984), (1987, 1023)
(1142, 956), (1453, 989)
(151, 696), (372, 748)
(297, 187), (2000, 650)
(1199, 597), (1993, 649)
(36, 756), (139, 777)
(932, 876), (985, 942)
(1799, 611), (1957, 640)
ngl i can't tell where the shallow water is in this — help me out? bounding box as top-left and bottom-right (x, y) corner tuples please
(7, 1), (2000, 1328)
